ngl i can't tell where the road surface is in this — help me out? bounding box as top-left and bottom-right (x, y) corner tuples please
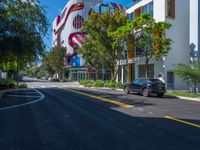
(0, 81), (200, 150)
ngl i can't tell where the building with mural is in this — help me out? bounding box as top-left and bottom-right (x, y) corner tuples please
(52, 0), (124, 81)
(52, 0), (101, 68)
(117, 0), (190, 90)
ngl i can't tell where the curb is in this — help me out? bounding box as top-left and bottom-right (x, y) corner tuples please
(77, 86), (123, 91)
(176, 96), (200, 102)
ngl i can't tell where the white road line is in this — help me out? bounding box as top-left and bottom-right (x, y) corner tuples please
(41, 86), (46, 88)
(6, 95), (41, 98)
(8, 91), (37, 94)
(0, 89), (45, 111)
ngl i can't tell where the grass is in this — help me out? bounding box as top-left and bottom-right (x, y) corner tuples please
(166, 90), (200, 98)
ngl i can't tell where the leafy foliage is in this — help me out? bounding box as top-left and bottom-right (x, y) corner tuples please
(79, 10), (129, 80)
(0, 78), (16, 89)
(173, 60), (200, 93)
(110, 14), (172, 78)
(42, 47), (66, 78)
(0, 0), (48, 71)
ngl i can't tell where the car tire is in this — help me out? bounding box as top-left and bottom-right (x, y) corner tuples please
(124, 87), (130, 94)
(142, 88), (150, 97)
(157, 93), (164, 97)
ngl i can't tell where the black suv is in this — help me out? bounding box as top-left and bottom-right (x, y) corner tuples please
(124, 79), (166, 97)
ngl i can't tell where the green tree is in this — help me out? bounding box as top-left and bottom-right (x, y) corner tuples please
(0, 0), (48, 80)
(79, 10), (129, 80)
(42, 47), (66, 79)
(173, 61), (200, 93)
(110, 14), (172, 78)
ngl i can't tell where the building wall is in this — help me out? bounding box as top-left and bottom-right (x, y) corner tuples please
(164, 0), (190, 89)
(123, 0), (190, 90)
(190, 0), (200, 92)
(153, 0), (165, 21)
(52, 0), (101, 67)
(190, 0), (199, 51)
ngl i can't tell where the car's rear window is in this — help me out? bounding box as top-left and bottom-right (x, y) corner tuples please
(147, 79), (163, 83)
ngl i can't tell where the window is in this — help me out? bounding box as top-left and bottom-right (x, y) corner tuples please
(139, 64), (154, 79)
(129, 12), (134, 21)
(167, 72), (174, 89)
(142, 2), (153, 17)
(166, 0), (175, 18)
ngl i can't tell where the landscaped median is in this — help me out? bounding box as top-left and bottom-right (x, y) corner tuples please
(79, 80), (123, 90)
(0, 78), (28, 91)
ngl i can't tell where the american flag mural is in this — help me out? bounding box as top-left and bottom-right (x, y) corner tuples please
(52, 0), (124, 67)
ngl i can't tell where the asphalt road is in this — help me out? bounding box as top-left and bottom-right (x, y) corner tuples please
(0, 85), (200, 150)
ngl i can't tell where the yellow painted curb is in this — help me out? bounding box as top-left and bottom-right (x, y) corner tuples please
(66, 89), (134, 108)
(165, 116), (200, 128)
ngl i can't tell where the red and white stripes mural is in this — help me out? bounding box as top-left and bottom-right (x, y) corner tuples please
(52, 0), (125, 67)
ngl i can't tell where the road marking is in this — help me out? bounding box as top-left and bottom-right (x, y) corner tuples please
(6, 95), (41, 98)
(0, 89), (45, 111)
(165, 116), (200, 128)
(41, 86), (45, 88)
(9, 91), (37, 94)
(66, 89), (134, 108)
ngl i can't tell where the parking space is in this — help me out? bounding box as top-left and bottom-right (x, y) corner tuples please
(0, 89), (44, 110)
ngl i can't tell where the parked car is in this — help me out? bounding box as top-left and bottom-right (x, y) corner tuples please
(124, 79), (166, 97)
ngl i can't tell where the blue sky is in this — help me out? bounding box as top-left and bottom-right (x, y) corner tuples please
(39, 0), (133, 49)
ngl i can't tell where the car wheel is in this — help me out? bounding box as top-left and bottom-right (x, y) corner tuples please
(142, 88), (150, 97)
(157, 93), (164, 97)
(124, 87), (130, 94)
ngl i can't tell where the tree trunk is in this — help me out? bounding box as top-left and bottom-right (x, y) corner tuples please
(111, 67), (115, 81)
(193, 82), (198, 94)
(16, 58), (19, 87)
(145, 60), (149, 79)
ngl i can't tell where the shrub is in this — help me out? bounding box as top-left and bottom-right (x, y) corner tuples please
(79, 80), (87, 85)
(104, 81), (117, 88)
(116, 82), (123, 89)
(93, 80), (104, 87)
(0, 78), (16, 89)
(18, 83), (28, 88)
(79, 80), (94, 86)
(85, 83), (93, 87)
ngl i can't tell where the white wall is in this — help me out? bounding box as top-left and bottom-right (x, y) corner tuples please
(165, 0), (190, 90)
(154, 0), (166, 21)
(190, 0), (199, 51)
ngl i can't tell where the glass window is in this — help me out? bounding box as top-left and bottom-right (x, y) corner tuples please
(133, 79), (139, 84)
(142, 5), (148, 14)
(138, 79), (145, 85)
(167, 72), (174, 89)
(166, 0), (175, 18)
(139, 64), (154, 79)
(142, 1), (153, 17)
(129, 12), (134, 21)
(149, 1), (153, 17)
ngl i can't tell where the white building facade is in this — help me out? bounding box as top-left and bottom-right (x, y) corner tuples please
(190, 0), (200, 91)
(117, 0), (190, 90)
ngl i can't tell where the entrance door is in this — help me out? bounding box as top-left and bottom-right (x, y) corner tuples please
(167, 72), (174, 89)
